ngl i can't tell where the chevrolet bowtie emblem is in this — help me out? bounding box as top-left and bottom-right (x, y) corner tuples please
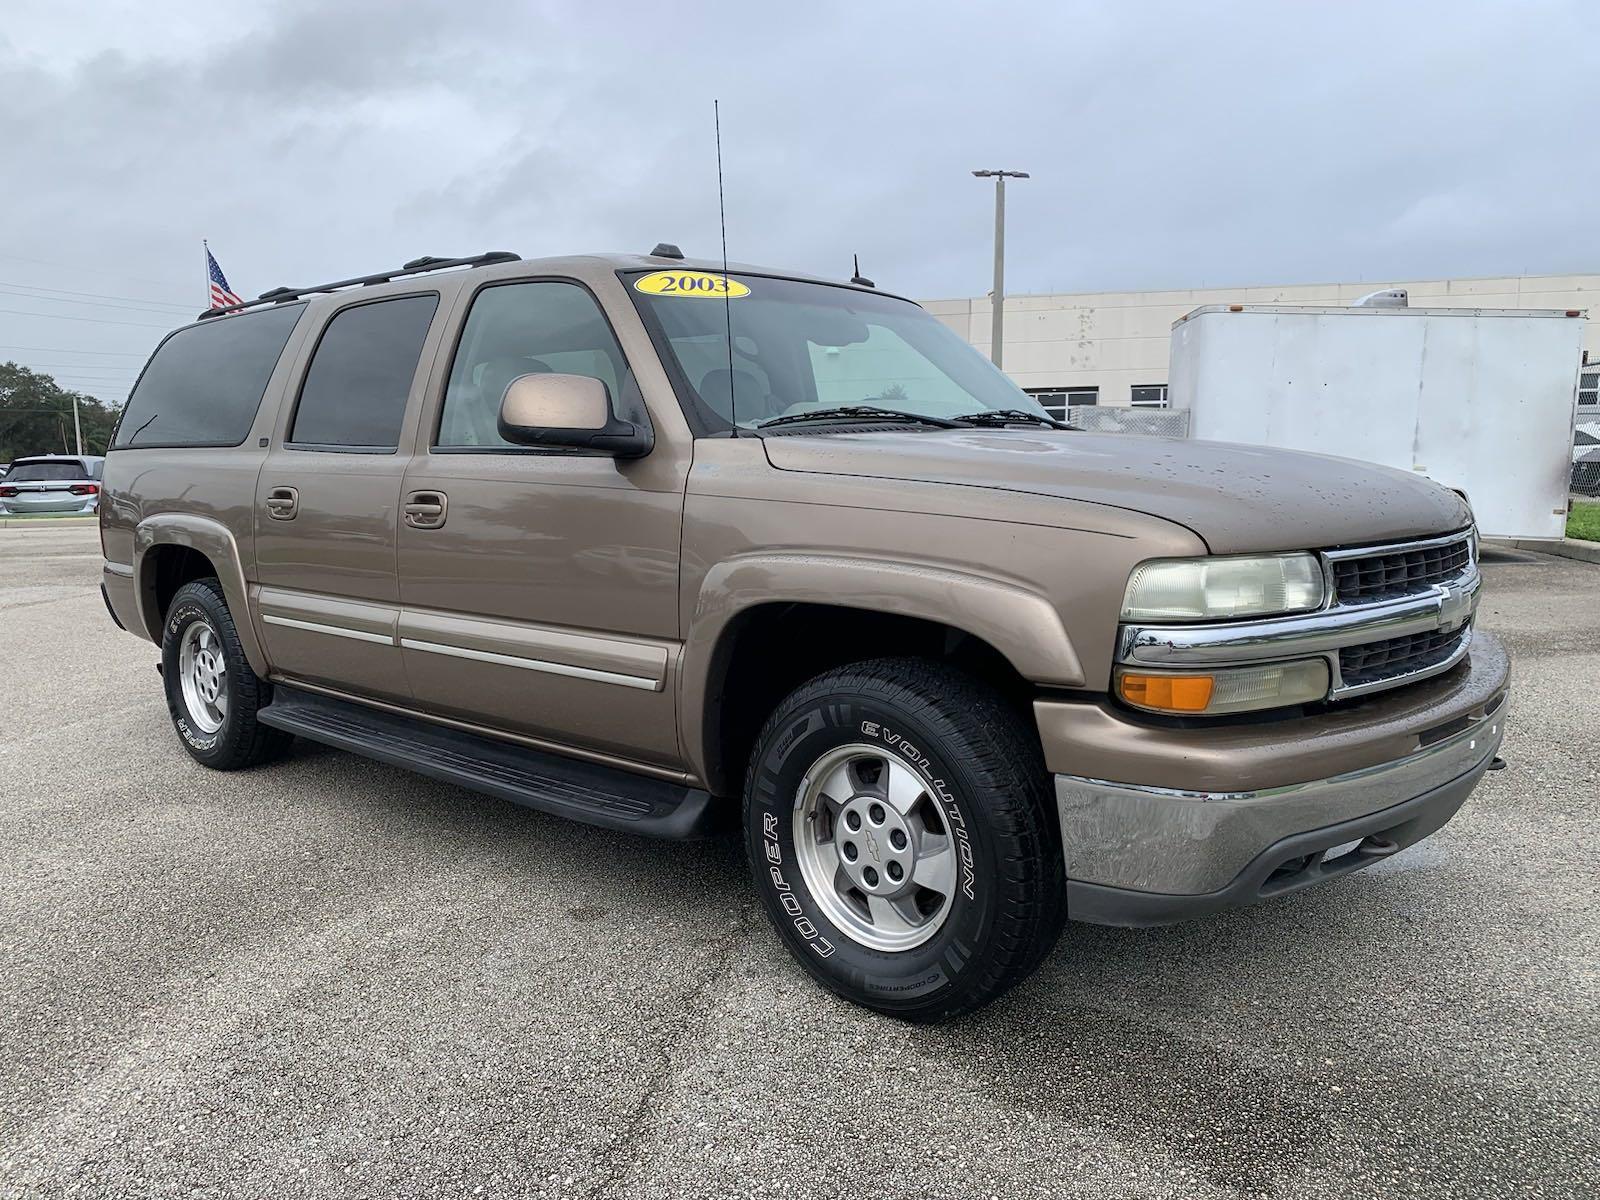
(1436, 582), (1473, 631)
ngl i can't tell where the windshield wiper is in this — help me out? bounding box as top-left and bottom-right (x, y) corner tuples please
(756, 405), (963, 431)
(951, 408), (1072, 430)
(125, 412), (160, 444)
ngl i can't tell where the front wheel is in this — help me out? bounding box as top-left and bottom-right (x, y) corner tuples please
(743, 658), (1065, 1021)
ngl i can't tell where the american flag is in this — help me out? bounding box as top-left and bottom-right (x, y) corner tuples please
(206, 244), (242, 309)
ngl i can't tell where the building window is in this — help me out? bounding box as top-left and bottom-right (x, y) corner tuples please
(1130, 384), (1169, 408)
(1580, 369), (1599, 407)
(1026, 386), (1097, 419)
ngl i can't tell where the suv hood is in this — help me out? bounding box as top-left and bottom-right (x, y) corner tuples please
(762, 430), (1472, 554)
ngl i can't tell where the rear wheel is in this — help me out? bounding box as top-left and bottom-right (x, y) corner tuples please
(743, 657), (1065, 1021)
(161, 578), (290, 769)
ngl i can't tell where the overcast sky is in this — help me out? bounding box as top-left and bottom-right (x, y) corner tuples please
(2, 0), (1595, 405)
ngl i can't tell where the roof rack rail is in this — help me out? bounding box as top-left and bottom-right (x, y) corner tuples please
(198, 250), (521, 320)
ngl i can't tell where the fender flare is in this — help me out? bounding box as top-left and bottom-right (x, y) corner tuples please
(678, 552), (1085, 791)
(133, 514), (268, 677)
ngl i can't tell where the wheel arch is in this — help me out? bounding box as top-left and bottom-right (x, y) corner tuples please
(680, 553), (1084, 796)
(134, 514), (268, 676)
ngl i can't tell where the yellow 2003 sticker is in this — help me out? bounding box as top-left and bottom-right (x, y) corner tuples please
(634, 270), (751, 299)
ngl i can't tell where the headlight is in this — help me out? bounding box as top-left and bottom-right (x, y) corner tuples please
(1117, 659), (1331, 715)
(1121, 554), (1324, 622)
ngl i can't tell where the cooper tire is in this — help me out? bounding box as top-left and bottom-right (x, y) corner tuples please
(161, 578), (291, 770)
(743, 657), (1065, 1021)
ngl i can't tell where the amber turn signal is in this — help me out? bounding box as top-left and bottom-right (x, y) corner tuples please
(1116, 659), (1331, 716)
(1117, 671), (1216, 713)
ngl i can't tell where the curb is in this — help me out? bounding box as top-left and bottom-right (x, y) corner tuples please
(1503, 537), (1600, 564)
(0, 516), (98, 531)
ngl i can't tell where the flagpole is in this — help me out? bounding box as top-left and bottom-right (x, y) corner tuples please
(203, 239), (209, 310)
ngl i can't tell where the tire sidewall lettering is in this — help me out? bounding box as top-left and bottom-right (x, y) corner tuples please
(164, 598), (226, 754)
(749, 693), (995, 1001)
(856, 718), (977, 903)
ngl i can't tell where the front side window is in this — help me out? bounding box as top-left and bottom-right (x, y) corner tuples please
(436, 281), (637, 450)
(289, 295), (439, 449)
(114, 303), (305, 448)
(628, 272), (1042, 432)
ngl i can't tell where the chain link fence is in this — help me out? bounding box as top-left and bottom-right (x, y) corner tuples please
(1573, 357), (1600, 496)
(1064, 407), (1191, 438)
(1575, 365), (1600, 499)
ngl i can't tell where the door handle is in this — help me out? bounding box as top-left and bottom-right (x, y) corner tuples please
(404, 490), (448, 529)
(265, 486), (298, 520)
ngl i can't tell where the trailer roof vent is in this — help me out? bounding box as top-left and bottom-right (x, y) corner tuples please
(1353, 288), (1408, 308)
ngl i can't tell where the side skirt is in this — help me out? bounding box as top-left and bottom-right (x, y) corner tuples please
(257, 686), (725, 839)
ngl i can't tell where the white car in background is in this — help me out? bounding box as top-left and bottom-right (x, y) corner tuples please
(0, 455), (106, 515)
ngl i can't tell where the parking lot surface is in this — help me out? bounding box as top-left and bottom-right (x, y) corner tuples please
(1, 523), (1596, 1199)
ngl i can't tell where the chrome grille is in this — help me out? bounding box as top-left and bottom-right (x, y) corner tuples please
(1330, 533), (1473, 603)
(1339, 625), (1471, 691)
(1117, 528), (1484, 708)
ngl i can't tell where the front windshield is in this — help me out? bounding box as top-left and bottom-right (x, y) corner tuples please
(626, 271), (1046, 432)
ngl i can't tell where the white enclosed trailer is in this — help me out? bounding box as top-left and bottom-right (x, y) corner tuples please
(1168, 304), (1585, 540)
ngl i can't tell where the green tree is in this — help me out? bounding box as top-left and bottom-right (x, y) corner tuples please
(0, 363), (123, 462)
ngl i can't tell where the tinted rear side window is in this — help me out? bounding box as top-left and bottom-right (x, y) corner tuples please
(289, 295), (439, 449)
(114, 304), (305, 448)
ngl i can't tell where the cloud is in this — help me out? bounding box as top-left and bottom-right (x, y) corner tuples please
(0, 0), (1594, 401)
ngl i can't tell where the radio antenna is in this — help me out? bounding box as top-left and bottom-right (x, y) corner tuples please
(715, 99), (737, 434)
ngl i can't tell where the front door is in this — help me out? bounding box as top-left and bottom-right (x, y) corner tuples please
(396, 279), (688, 769)
(253, 292), (444, 703)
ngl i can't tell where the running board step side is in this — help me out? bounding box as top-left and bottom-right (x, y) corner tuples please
(257, 687), (723, 839)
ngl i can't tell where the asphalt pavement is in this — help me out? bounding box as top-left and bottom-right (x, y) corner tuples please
(1, 524), (1596, 1199)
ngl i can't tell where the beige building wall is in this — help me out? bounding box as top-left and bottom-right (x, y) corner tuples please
(923, 274), (1600, 407)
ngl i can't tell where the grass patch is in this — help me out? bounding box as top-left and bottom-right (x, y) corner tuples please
(1569, 500), (1600, 542)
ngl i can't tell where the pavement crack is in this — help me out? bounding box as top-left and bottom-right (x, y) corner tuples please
(578, 897), (759, 1200)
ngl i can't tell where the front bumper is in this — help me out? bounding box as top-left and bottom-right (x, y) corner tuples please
(1050, 631), (1509, 926)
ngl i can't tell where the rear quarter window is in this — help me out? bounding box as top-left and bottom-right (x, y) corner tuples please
(113, 303), (305, 449)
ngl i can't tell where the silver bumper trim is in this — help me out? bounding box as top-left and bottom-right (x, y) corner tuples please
(1118, 567), (1480, 700)
(1056, 706), (1504, 895)
(1119, 568), (1480, 667)
(1320, 526), (1475, 565)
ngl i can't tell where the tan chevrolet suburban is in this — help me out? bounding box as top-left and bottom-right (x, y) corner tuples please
(99, 248), (1509, 1020)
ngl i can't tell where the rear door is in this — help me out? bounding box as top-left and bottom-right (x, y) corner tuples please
(253, 292), (446, 702)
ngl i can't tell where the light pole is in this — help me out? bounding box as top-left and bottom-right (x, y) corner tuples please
(971, 168), (1029, 369)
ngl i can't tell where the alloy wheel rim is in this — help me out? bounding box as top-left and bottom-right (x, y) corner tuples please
(791, 743), (959, 952)
(178, 620), (228, 734)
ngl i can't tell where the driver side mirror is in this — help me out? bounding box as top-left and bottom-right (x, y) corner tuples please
(497, 373), (653, 458)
